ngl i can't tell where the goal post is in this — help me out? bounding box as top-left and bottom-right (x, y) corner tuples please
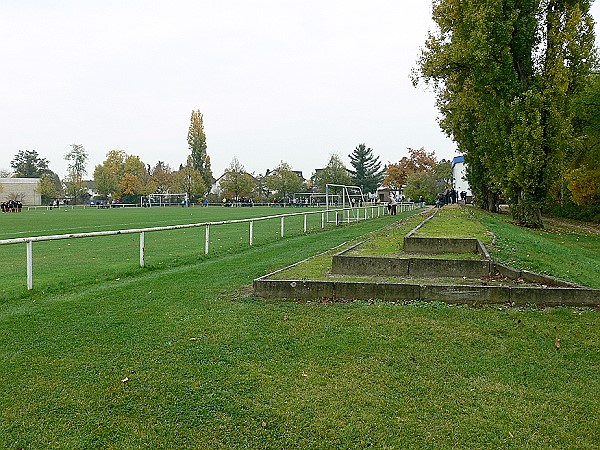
(143, 193), (188, 207)
(325, 184), (366, 223)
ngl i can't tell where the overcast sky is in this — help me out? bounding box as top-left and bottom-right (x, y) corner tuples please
(2, 1), (599, 180)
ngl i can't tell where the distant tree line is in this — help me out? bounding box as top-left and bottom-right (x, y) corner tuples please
(3, 109), (458, 207)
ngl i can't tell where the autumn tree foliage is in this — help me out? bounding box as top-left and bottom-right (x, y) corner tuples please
(384, 148), (437, 190)
(150, 161), (174, 195)
(562, 72), (600, 214)
(93, 150), (155, 202)
(414, 0), (596, 227)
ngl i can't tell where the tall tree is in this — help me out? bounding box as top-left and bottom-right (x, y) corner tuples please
(64, 144), (89, 204)
(38, 173), (61, 204)
(150, 161), (174, 194)
(565, 72), (600, 208)
(93, 150), (155, 202)
(253, 174), (270, 202)
(348, 144), (383, 194)
(187, 110), (213, 191)
(120, 155), (155, 202)
(415, 0), (596, 227)
(10, 150), (50, 177)
(404, 160), (452, 203)
(93, 150), (125, 199)
(384, 147), (437, 191)
(173, 157), (206, 202)
(93, 164), (118, 200)
(265, 161), (305, 201)
(311, 154), (352, 192)
(219, 157), (255, 200)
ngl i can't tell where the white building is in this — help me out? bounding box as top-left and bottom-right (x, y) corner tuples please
(0, 178), (42, 205)
(452, 156), (471, 197)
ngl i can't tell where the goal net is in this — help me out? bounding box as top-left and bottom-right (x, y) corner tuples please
(143, 193), (188, 207)
(324, 184), (366, 223)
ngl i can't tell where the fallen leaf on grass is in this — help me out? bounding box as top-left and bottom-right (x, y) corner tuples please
(555, 337), (561, 350)
(261, 421), (267, 427)
(121, 377), (129, 383)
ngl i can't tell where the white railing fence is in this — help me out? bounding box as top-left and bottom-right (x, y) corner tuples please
(1, 203), (418, 290)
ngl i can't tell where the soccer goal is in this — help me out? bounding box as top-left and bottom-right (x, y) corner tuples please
(143, 193), (188, 207)
(324, 184), (366, 223)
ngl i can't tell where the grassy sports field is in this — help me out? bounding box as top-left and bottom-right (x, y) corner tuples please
(0, 205), (598, 449)
(0, 205), (368, 300)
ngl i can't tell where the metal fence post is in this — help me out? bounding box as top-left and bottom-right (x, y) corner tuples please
(26, 240), (33, 290)
(249, 221), (254, 246)
(281, 216), (285, 238)
(139, 231), (145, 267)
(205, 224), (210, 255)
(303, 214), (307, 233)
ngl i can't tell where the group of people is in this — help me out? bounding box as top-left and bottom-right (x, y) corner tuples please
(1, 200), (23, 213)
(435, 189), (469, 208)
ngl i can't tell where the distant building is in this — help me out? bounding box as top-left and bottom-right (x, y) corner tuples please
(0, 178), (41, 205)
(452, 156), (471, 197)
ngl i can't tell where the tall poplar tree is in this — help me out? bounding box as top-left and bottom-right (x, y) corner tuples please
(348, 144), (383, 194)
(415, 0), (596, 227)
(187, 110), (213, 191)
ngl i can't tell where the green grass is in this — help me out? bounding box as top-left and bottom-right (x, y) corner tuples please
(414, 205), (493, 244)
(1, 205), (599, 449)
(345, 209), (432, 256)
(477, 210), (600, 288)
(0, 206), (354, 300)
(278, 205), (600, 289)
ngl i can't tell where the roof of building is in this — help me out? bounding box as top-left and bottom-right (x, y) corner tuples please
(0, 177), (40, 184)
(452, 155), (465, 167)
